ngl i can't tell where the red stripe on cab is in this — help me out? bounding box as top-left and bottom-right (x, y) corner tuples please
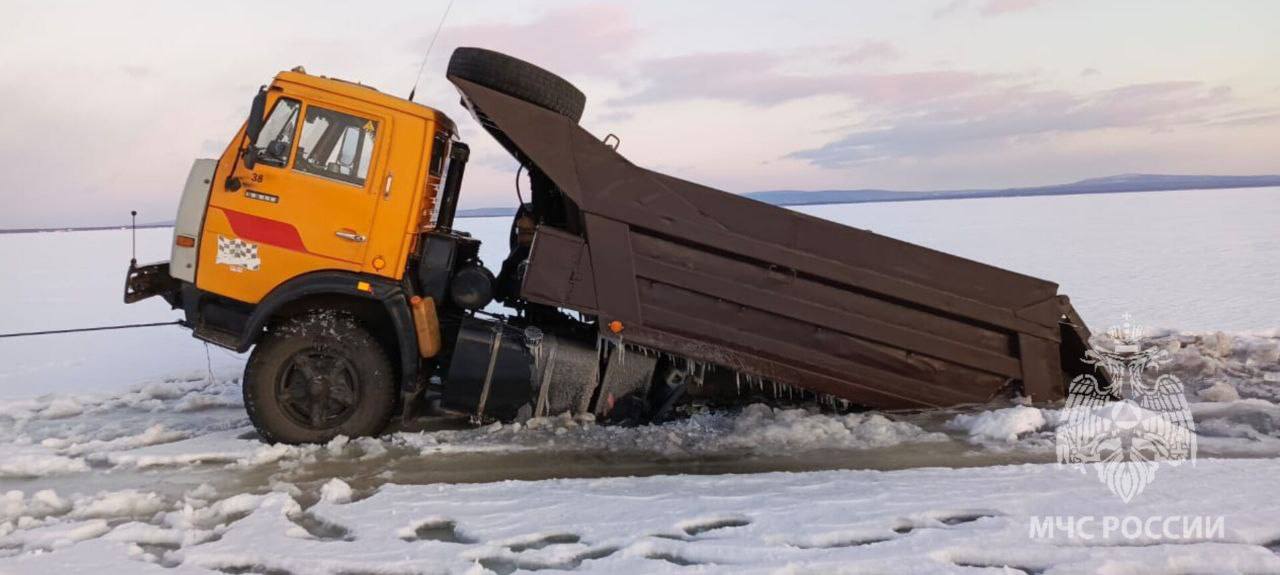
(221, 209), (308, 253)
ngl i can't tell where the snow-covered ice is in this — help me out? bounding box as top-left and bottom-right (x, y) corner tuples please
(947, 405), (1048, 444)
(0, 327), (1278, 572)
(3, 459), (1279, 574)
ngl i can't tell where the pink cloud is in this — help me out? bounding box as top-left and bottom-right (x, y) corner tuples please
(935, 0), (1049, 18)
(980, 0), (1046, 16)
(438, 4), (637, 77)
(790, 80), (1251, 168)
(612, 51), (992, 107)
(840, 40), (900, 64)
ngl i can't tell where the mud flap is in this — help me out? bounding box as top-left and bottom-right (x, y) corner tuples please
(124, 261), (179, 305)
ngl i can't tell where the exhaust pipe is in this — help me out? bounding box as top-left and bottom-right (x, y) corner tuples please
(436, 142), (470, 231)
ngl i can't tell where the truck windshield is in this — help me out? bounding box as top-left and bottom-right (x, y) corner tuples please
(252, 98), (300, 167)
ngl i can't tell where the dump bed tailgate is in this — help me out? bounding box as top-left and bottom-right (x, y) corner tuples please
(453, 76), (1090, 408)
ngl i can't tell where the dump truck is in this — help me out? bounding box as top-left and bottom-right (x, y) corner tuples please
(125, 48), (1094, 444)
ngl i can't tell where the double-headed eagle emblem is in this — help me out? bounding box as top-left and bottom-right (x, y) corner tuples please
(1055, 315), (1197, 502)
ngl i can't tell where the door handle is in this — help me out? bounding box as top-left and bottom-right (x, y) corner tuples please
(335, 230), (366, 243)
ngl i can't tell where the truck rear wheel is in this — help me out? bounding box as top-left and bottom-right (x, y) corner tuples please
(243, 312), (396, 444)
(447, 47), (586, 122)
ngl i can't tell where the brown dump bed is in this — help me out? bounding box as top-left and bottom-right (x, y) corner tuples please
(452, 77), (1092, 409)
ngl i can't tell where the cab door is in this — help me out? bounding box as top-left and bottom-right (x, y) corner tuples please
(201, 94), (388, 304)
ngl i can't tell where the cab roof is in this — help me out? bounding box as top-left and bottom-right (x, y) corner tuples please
(272, 68), (455, 134)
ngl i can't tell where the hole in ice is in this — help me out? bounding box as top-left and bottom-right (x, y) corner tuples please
(85, 458), (115, 470)
(134, 543), (183, 568)
(476, 558), (525, 575)
(128, 542), (185, 568)
(572, 545), (621, 566)
(213, 565), (296, 575)
(134, 541), (181, 553)
(477, 545), (619, 574)
(938, 512), (996, 526)
(953, 562), (1044, 575)
(507, 533), (581, 552)
(892, 524), (915, 534)
(646, 552), (706, 566)
(290, 512), (353, 541)
(798, 536), (893, 549)
(399, 518), (474, 543)
(651, 533), (691, 541)
(213, 510), (255, 529)
(681, 516), (751, 536)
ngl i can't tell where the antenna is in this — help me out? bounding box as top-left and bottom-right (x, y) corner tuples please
(408, 0), (456, 102)
(130, 210), (138, 265)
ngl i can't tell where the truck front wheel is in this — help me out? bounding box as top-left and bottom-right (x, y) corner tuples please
(243, 312), (396, 444)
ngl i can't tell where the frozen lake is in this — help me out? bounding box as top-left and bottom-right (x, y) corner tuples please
(795, 186), (1280, 333)
(2, 187), (1279, 574)
(1, 186), (1278, 397)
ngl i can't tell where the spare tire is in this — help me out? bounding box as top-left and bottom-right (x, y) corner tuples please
(447, 47), (586, 123)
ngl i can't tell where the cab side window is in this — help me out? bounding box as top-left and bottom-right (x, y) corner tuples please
(293, 106), (377, 186)
(252, 98), (300, 168)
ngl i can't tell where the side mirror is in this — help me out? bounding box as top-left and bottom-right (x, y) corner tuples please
(242, 87), (267, 169)
(246, 87), (267, 146)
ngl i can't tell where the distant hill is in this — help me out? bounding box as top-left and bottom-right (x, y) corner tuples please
(455, 207), (521, 218)
(745, 174), (1280, 207)
(0, 222), (173, 235)
(5, 174), (1279, 233)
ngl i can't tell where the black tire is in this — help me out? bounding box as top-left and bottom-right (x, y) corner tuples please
(243, 312), (396, 444)
(447, 47), (586, 122)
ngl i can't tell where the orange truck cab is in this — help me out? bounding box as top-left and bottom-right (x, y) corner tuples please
(196, 68), (457, 306)
(125, 52), (550, 444)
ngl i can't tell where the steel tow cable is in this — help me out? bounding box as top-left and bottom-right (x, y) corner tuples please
(0, 321), (182, 339)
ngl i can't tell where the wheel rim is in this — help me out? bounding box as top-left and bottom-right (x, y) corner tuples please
(276, 349), (361, 431)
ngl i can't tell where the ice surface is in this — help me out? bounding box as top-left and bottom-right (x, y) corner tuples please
(947, 405), (1048, 443)
(318, 478), (352, 505)
(0, 327), (1277, 486)
(0, 327), (1275, 571)
(2, 458), (1278, 573)
(795, 186), (1280, 332)
(398, 403), (948, 457)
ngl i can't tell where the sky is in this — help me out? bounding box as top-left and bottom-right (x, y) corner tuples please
(0, 0), (1277, 228)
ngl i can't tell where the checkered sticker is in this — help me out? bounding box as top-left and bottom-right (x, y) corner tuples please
(216, 235), (260, 271)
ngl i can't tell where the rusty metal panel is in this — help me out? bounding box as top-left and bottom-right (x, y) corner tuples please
(583, 215), (642, 324)
(1018, 332), (1066, 402)
(452, 74), (1091, 409)
(522, 226), (598, 312)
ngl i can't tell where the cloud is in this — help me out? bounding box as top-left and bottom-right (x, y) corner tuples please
(980, 0), (1047, 16)
(436, 4), (637, 78)
(119, 65), (155, 79)
(789, 81), (1248, 168)
(612, 51), (991, 107)
(935, 0), (1048, 18)
(840, 40), (900, 64)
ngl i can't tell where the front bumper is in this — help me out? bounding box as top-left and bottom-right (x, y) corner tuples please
(124, 260), (181, 306)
